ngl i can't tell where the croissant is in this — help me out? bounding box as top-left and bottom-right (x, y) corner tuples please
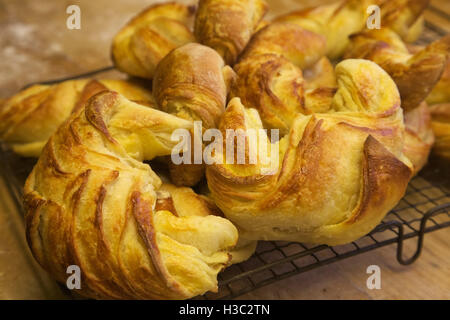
(111, 2), (196, 79)
(0, 79), (153, 157)
(427, 57), (450, 106)
(206, 59), (413, 245)
(403, 102), (435, 174)
(23, 89), (251, 299)
(344, 28), (450, 111)
(153, 43), (234, 129)
(194, 0), (268, 65)
(426, 59), (450, 159)
(274, 0), (374, 60)
(231, 22), (335, 135)
(274, 0), (428, 60)
(428, 103), (450, 160)
(153, 43), (235, 186)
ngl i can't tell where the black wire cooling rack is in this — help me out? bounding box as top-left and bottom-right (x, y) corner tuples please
(0, 10), (449, 300)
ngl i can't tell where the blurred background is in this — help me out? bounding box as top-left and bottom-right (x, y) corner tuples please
(0, 0), (449, 299)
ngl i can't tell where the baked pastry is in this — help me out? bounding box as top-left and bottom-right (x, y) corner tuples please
(274, 0), (428, 60)
(378, 0), (429, 42)
(153, 43), (234, 129)
(206, 59), (413, 245)
(23, 90), (250, 299)
(153, 43), (235, 186)
(0, 79), (153, 157)
(231, 22), (335, 135)
(428, 103), (450, 160)
(274, 0), (374, 60)
(427, 60), (450, 159)
(403, 102), (435, 174)
(427, 58), (450, 105)
(112, 2), (196, 79)
(194, 0), (268, 65)
(344, 28), (450, 111)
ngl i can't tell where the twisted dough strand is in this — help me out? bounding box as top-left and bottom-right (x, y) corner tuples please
(0, 79), (154, 157)
(24, 91), (239, 299)
(207, 59), (412, 245)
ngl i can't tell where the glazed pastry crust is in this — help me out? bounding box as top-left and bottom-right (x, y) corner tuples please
(274, 0), (428, 60)
(24, 91), (240, 299)
(207, 60), (412, 245)
(194, 0), (268, 65)
(153, 43), (235, 186)
(112, 2), (196, 79)
(427, 58), (450, 105)
(0, 79), (154, 157)
(275, 0), (372, 60)
(344, 28), (450, 111)
(231, 23), (333, 135)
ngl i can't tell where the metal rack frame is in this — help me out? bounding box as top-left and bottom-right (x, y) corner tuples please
(0, 9), (449, 300)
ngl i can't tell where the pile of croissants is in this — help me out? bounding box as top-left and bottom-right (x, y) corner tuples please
(0, 0), (449, 300)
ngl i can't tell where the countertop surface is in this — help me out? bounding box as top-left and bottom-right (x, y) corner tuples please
(0, 0), (449, 300)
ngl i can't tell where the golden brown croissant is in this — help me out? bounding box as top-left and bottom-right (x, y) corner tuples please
(206, 59), (413, 245)
(0, 79), (153, 157)
(378, 0), (429, 41)
(344, 28), (450, 111)
(274, 0), (428, 60)
(194, 0), (268, 65)
(24, 90), (245, 299)
(428, 103), (450, 160)
(427, 57), (450, 105)
(231, 22), (335, 135)
(426, 59), (450, 159)
(274, 0), (373, 60)
(403, 102), (435, 174)
(153, 43), (235, 186)
(111, 2), (196, 79)
(153, 43), (234, 129)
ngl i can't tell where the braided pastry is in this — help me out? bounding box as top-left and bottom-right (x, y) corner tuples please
(23, 42), (257, 299)
(0, 79), (153, 157)
(153, 43), (234, 129)
(194, 0), (268, 65)
(24, 90), (245, 299)
(112, 2), (196, 79)
(207, 58), (413, 245)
